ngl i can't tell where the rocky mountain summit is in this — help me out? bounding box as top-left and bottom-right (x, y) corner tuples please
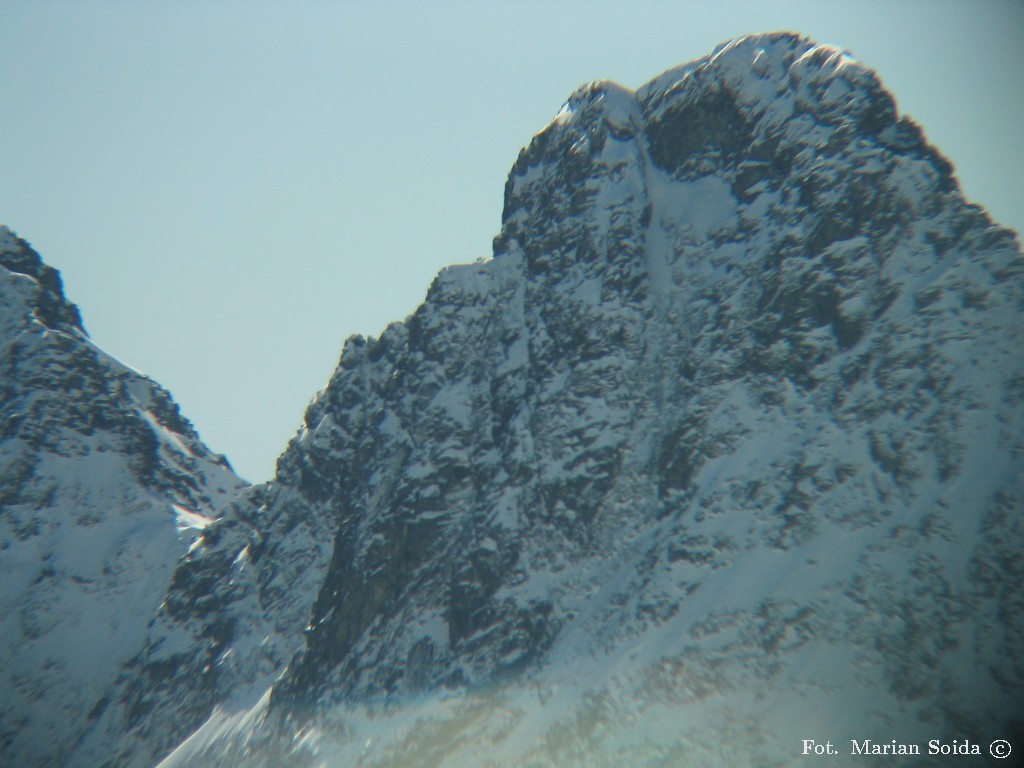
(6, 31), (1024, 768)
(151, 32), (1024, 767)
(0, 227), (246, 767)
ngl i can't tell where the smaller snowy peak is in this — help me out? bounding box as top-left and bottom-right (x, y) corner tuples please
(0, 224), (20, 251)
(498, 78), (652, 278)
(504, 78), (642, 212)
(0, 224), (16, 249)
(0, 229), (248, 768)
(0, 226), (85, 335)
(551, 79), (641, 134)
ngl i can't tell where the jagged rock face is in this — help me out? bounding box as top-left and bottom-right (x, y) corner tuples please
(0, 228), (247, 768)
(76, 475), (338, 768)
(274, 32), (1024, 719)
(109, 33), (1024, 767)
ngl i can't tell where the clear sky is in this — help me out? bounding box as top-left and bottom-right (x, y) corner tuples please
(2, 0), (1021, 482)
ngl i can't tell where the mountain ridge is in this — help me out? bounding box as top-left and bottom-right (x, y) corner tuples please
(155, 32), (1023, 767)
(0, 226), (247, 768)
(3, 31), (1023, 768)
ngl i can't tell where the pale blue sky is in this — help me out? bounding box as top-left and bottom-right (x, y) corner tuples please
(2, 0), (1021, 482)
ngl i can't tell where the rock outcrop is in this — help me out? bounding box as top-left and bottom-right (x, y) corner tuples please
(0, 227), (247, 768)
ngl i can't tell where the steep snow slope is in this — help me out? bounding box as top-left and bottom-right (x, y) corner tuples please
(97, 32), (1024, 767)
(0, 227), (247, 767)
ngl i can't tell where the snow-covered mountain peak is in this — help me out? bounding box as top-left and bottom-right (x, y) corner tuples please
(0, 224), (19, 249)
(500, 30), (958, 298)
(637, 32), (881, 121)
(136, 35), (1024, 768)
(0, 230), (247, 768)
(0, 226), (85, 337)
(10, 32), (1024, 768)
(551, 79), (640, 130)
